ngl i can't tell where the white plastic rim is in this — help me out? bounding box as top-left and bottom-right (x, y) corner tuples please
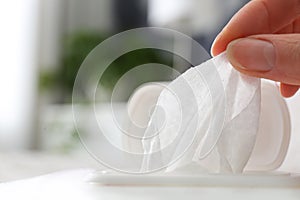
(126, 80), (291, 173)
(87, 170), (300, 187)
(244, 80), (291, 172)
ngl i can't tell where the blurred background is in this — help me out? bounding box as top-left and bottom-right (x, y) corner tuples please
(0, 0), (249, 181)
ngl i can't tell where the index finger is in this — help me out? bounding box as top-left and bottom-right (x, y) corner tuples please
(211, 0), (300, 56)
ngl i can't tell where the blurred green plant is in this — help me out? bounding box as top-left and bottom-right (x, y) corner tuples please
(39, 31), (186, 152)
(39, 32), (108, 103)
(39, 31), (175, 103)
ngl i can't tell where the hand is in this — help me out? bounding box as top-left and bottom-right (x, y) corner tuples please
(211, 0), (300, 97)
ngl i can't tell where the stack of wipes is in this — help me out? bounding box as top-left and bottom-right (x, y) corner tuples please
(141, 53), (261, 173)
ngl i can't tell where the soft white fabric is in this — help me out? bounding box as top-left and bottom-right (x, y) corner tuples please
(141, 53), (261, 173)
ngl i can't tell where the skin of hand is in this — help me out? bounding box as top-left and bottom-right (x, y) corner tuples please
(211, 0), (300, 97)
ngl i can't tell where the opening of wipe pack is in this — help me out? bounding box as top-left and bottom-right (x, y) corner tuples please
(139, 53), (261, 173)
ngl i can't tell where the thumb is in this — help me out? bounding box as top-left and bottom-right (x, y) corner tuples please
(226, 34), (300, 86)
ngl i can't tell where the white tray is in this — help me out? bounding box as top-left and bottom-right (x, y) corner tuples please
(87, 170), (300, 188)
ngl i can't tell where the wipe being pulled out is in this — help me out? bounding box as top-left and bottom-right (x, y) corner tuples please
(141, 53), (261, 173)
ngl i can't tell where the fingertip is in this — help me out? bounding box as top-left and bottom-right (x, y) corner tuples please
(210, 37), (218, 57)
(280, 83), (299, 98)
(210, 35), (226, 57)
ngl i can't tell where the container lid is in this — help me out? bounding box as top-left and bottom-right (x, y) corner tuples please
(244, 80), (291, 172)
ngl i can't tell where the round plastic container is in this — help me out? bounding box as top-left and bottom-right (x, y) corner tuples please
(244, 81), (290, 172)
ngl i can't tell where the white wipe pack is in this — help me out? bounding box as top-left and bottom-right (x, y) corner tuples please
(140, 53), (261, 173)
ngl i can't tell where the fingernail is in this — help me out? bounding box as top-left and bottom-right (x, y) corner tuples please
(227, 38), (275, 72)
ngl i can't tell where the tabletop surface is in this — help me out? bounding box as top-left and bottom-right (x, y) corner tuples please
(1, 169), (300, 200)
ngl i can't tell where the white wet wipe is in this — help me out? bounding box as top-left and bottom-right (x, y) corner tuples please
(140, 53), (261, 173)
